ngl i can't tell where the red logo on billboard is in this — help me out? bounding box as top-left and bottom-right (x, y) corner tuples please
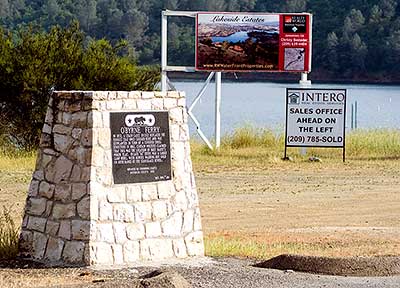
(285, 16), (292, 23)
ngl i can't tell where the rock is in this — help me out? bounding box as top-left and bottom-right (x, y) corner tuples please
(142, 184), (158, 201)
(72, 183), (87, 200)
(62, 241), (85, 264)
(58, 220), (71, 240)
(309, 156), (322, 162)
(32, 232), (48, 260)
(54, 134), (73, 153)
(27, 216), (47, 232)
(140, 270), (192, 288)
(107, 186), (125, 203)
(71, 220), (90, 240)
(127, 186), (142, 203)
(140, 239), (174, 261)
(45, 220), (60, 236)
(184, 231), (204, 257)
(113, 204), (135, 222)
(44, 237), (64, 262)
(123, 241), (140, 263)
(152, 201), (168, 220)
(27, 198), (47, 216)
(28, 180), (40, 197)
(46, 156), (73, 183)
(172, 239), (187, 259)
(126, 223), (145, 240)
(54, 183), (71, 202)
(77, 196), (90, 220)
(145, 222), (162, 238)
(39, 182), (55, 199)
(162, 212), (183, 237)
(52, 203), (76, 219)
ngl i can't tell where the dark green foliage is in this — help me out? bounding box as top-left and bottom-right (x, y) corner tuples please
(1, 0), (399, 81)
(1, 0), (400, 149)
(0, 22), (160, 150)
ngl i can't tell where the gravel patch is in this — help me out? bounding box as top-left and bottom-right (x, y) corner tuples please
(2, 257), (400, 288)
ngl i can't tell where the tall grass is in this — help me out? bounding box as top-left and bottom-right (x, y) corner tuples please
(346, 129), (400, 159)
(205, 234), (399, 259)
(0, 142), (36, 171)
(0, 207), (20, 259)
(191, 127), (400, 170)
(0, 147), (35, 260)
(221, 126), (283, 149)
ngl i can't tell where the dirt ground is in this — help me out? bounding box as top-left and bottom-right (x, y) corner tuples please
(0, 159), (399, 287)
(197, 160), (400, 257)
(1, 159), (400, 258)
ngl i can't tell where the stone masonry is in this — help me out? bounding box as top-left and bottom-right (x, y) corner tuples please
(19, 91), (204, 266)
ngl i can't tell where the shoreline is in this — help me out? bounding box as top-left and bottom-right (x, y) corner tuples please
(167, 71), (400, 86)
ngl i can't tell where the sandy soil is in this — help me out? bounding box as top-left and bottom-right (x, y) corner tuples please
(0, 159), (399, 287)
(2, 159), (399, 258)
(197, 160), (400, 257)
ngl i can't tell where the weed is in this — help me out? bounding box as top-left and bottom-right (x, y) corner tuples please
(191, 128), (400, 172)
(0, 207), (20, 259)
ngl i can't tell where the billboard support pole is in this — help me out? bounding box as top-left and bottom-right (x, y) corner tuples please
(188, 72), (215, 150)
(161, 11), (168, 92)
(299, 72), (311, 86)
(299, 73), (310, 155)
(215, 72), (222, 149)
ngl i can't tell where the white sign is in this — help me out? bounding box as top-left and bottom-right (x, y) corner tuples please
(285, 88), (346, 147)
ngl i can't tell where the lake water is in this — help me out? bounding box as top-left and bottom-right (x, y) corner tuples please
(211, 30), (278, 43)
(212, 31), (250, 43)
(173, 80), (400, 138)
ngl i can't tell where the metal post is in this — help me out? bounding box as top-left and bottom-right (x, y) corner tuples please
(299, 72), (310, 156)
(215, 72), (222, 149)
(354, 101), (358, 129)
(299, 72), (311, 86)
(351, 103), (354, 130)
(161, 11), (168, 92)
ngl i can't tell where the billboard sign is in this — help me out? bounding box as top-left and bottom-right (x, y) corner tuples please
(285, 88), (347, 148)
(196, 12), (312, 72)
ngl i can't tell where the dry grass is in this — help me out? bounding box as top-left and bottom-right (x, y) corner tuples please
(205, 231), (400, 259)
(191, 128), (400, 172)
(0, 207), (20, 259)
(0, 128), (399, 260)
(0, 151), (35, 260)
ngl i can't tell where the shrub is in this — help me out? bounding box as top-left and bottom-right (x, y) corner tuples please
(0, 22), (160, 150)
(0, 207), (19, 260)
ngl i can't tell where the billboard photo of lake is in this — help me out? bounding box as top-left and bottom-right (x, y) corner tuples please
(196, 13), (280, 71)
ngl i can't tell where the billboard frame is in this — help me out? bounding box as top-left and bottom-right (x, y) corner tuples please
(161, 10), (313, 150)
(195, 12), (313, 73)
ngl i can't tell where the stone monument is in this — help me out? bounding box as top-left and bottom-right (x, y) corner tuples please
(19, 91), (204, 266)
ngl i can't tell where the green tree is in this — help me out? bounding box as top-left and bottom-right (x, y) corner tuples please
(206, 0), (227, 11)
(325, 32), (339, 72)
(349, 33), (367, 72)
(0, 0), (10, 19)
(343, 9), (365, 37)
(0, 22), (159, 149)
(121, 9), (149, 48)
(283, 0), (308, 12)
(76, 0), (98, 31)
